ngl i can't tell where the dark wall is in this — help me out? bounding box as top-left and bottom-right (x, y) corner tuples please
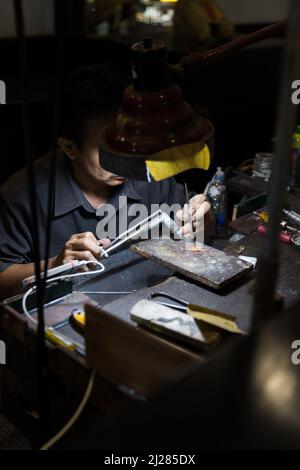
(0, 36), (284, 192)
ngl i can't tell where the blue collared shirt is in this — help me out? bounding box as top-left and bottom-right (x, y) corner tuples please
(0, 152), (186, 272)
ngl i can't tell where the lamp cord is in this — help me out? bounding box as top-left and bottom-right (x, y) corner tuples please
(40, 370), (96, 450)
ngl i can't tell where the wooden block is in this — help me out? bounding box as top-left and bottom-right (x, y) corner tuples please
(131, 300), (220, 350)
(132, 239), (253, 289)
(85, 304), (202, 398)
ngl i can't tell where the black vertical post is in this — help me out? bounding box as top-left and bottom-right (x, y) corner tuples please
(13, 0), (49, 445)
(252, 0), (300, 330)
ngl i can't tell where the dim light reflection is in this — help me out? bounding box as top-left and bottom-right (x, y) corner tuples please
(256, 354), (298, 425)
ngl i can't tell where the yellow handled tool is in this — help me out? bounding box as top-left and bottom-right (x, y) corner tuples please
(187, 304), (245, 334)
(148, 292), (245, 334)
(71, 308), (86, 330)
(45, 328), (77, 351)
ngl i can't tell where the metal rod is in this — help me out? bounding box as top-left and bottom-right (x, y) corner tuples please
(13, 0), (49, 445)
(252, 0), (300, 330)
(171, 21), (287, 80)
(105, 210), (163, 255)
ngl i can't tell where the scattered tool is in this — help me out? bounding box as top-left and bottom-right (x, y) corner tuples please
(258, 210), (269, 224)
(147, 292), (245, 334)
(184, 183), (195, 244)
(70, 308), (86, 330)
(239, 256), (257, 269)
(283, 209), (300, 227)
(45, 327), (85, 355)
(231, 204), (238, 222)
(131, 299), (220, 350)
(70, 291), (134, 331)
(257, 224), (292, 244)
(22, 260), (90, 289)
(256, 210), (300, 232)
(280, 220), (300, 234)
(255, 208), (300, 244)
(45, 327), (75, 350)
(100, 209), (183, 258)
(292, 234), (300, 246)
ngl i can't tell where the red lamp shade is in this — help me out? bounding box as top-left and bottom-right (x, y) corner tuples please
(100, 38), (214, 180)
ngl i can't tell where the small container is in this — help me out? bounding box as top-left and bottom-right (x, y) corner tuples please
(207, 167), (227, 238)
(252, 153), (273, 181)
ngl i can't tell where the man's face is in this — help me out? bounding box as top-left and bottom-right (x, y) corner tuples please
(73, 116), (127, 187)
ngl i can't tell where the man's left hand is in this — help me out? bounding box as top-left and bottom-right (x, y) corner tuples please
(176, 194), (215, 239)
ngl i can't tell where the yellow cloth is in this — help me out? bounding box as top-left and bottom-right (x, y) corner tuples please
(146, 143), (210, 181)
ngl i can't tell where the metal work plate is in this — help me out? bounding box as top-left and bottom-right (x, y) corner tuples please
(132, 239), (252, 290)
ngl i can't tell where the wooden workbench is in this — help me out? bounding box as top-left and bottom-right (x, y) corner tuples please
(101, 231), (300, 334)
(1, 222), (300, 441)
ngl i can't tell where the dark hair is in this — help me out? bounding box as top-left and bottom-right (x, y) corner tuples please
(58, 63), (131, 147)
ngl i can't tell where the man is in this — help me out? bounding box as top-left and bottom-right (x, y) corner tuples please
(0, 64), (213, 299)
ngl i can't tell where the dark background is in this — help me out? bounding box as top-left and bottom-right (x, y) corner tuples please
(0, 6), (287, 192)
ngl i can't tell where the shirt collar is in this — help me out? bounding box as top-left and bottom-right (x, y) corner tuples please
(108, 180), (143, 210)
(54, 153), (82, 217)
(54, 153), (143, 217)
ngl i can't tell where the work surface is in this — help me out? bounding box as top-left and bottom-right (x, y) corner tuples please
(22, 228), (300, 339)
(131, 239), (252, 290)
(3, 224), (300, 342)
(98, 231), (300, 334)
(1, 218), (300, 439)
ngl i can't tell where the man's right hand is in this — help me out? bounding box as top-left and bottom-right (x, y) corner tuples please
(0, 233), (112, 300)
(50, 232), (111, 268)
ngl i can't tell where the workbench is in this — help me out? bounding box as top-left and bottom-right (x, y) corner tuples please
(101, 231), (300, 335)
(1, 212), (300, 443)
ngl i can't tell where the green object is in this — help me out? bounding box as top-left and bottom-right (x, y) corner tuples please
(293, 125), (300, 148)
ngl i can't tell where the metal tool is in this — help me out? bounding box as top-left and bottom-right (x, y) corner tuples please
(237, 245), (246, 255)
(257, 224), (292, 244)
(256, 211), (300, 234)
(70, 309), (86, 330)
(97, 243), (109, 258)
(148, 292), (188, 312)
(45, 327), (85, 355)
(184, 183), (195, 244)
(280, 220), (300, 234)
(147, 292), (244, 334)
(100, 210), (183, 258)
(22, 260), (88, 289)
(75, 291), (135, 295)
(283, 209), (300, 227)
(292, 234), (300, 246)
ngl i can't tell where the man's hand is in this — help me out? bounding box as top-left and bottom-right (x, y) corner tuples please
(176, 194), (215, 239)
(0, 233), (112, 300)
(50, 232), (111, 268)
